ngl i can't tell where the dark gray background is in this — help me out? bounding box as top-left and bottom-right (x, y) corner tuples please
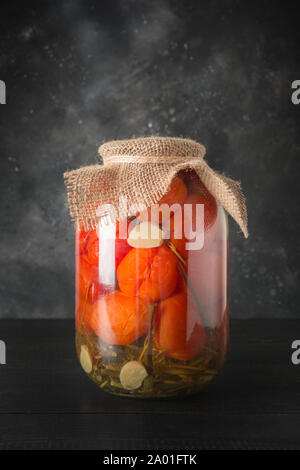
(1, 0), (299, 319)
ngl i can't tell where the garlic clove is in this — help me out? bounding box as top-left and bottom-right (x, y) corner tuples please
(127, 221), (164, 248)
(80, 345), (93, 374)
(120, 361), (148, 390)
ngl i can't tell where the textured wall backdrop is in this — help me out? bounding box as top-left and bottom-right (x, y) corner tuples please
(1, 0), (299, 318)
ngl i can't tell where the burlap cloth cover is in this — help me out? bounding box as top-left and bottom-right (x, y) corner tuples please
(64, 137), (248, 237)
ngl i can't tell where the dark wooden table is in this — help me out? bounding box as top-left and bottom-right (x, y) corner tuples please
(0, 319), (299, 450)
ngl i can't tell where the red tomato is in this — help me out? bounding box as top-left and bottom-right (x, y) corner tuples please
(166, 184), (217, 257)
(89, 291), (149, 345)
(75, 225), (90, 256)
(81, 222), (132, 268)
(115, 221), (132, 267)
(138, 177), (187, 224)
(76, 257), (112, 305)
(86, 230), (99, 264)
(188, 250), (226, 307)
(184, 192), (217, 236)
(154, 292), (206, 361)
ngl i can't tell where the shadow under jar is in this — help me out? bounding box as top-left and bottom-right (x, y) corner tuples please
(75, 170), (229, 398)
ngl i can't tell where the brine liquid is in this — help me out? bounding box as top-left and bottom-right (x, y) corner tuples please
(76, 312), (228, 398)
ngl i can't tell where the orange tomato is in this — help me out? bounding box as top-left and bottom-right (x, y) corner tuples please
(117, 248), (156, 296)
(139, 176), (187, 224)
(89, 290), (149, 345)
(154, 293), (206, 361)
(117, 245), (178, 302)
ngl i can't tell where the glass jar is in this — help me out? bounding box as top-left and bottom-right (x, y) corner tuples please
(75, 170), (229, 398)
